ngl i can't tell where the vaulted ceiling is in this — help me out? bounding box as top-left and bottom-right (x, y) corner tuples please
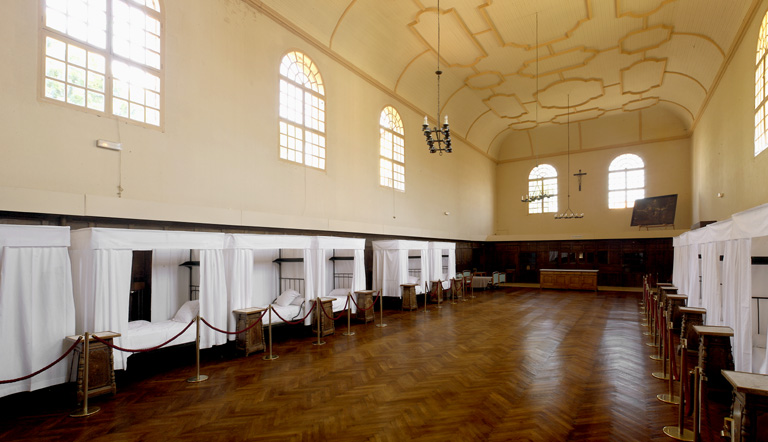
(247, 0), (757, 161)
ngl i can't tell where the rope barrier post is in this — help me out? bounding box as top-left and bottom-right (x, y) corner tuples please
(451, 279), (457, 305)
(263, 306), (278, 360)
(343, 293), (355, 336)
(652, 316), (669, 379)
(663, 338), (693, 440)
(70, 332), (100, 417)
(693, 366), (701, 442)
(187, 316), (208, 383)
(657, 320), (679, 404)
(313, 299), (326, 345)
(423, 283), (429, 313)
(437, 280), (442, 309)
(376, 291), (387, 328)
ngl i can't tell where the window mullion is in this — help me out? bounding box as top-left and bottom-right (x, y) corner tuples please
(106, 0), (114, 117)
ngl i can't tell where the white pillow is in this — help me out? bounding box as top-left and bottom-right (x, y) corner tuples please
(290, 294), (305, 306)
(407, 275), (419, 284)
(328, 288), (350, 298)
(172, 300), (199, 323)
(275, 290), (298, 307)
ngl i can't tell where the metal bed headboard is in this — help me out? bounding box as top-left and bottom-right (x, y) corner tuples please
(334, 272), (353, 290)
(279, 277), (304, 297)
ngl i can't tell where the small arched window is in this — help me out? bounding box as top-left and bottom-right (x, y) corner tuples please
(755, 12), (768, 156)
(379, 106), (405, 191)
(528, 164), (558, 214)
(279, 51), (326, 169)
(608, 154), (645, 208)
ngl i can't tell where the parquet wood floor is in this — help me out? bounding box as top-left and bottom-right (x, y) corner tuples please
(0, 289), (733, 441)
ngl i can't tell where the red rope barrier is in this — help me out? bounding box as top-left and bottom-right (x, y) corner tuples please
(319, 296), (349, 321)
(92, 319), (195, 353)
(200, 309), (268, 335)
(0, 337), (82, 384)
(270, 302), (316, 325)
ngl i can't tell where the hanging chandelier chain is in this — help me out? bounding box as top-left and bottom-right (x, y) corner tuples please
(422, 0), (452, 155)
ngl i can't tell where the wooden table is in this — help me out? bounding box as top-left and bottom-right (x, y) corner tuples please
(721, 370), (768, 442)
(355, 290), (375, 323)
(66, 331), (120, 404)
(233, 307), (266, 356)
(693, 325), (735, 399)
(539, 269), (598, 291)
(313, 297), (336, 336)
(401, 283), (418, 310)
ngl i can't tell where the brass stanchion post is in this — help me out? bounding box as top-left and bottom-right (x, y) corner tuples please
(376, 291), (387, 327)
(657, 321), (679, 404)
(187, 316), (208, 383)
(343, 293), (354, 336)
(423, 283), (429, 313)
(313, 299), (326, 345)
(263, 306), (278, 360)
(693, 366), (701, 442)
(437, 280), (442, 309)
(663, 338), (693, 440)
(70, 332), (100, 417)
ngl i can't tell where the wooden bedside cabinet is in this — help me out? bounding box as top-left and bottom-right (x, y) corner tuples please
(355, 290), (375, 323)
(401, 284), (418, 310)
(233, 307), (266, 356)
(67, 331), (120, 404)
(312, 297), (335, 336)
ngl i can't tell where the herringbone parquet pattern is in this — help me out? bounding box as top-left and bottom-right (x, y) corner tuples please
(0, 289), (732, 441)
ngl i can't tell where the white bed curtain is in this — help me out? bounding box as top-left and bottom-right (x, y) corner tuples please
(672, 241), (686, 293)
(351, 248), (365, 312)
(151, 249), (188, 322)
(199, 249), (228, 348)
(700, 242), (722, 326)
(685, 244), (702, 307)
(722, 238), (753, 372)
(0, 245), (75, 397)
(225, 248), (254, 338)
(373, 246), (406, 298)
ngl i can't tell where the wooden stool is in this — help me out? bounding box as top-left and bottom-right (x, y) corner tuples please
(721, 370), (768, 442)
(354, 290), (375, 323)
(400, 283), (418, 310)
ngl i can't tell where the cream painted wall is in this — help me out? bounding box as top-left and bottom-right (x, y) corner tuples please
(692, 0), (768, 223)
(0, 0), (493, 241)
(493, 137), (692, 241)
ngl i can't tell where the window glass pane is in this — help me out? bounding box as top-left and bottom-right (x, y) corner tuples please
(46, 37), (67, 61)
(609, 191), (626, 209)
(626, 170), (644, 189)
(67, 84), (86, 106)
(45, 79), (66, 101)
(608, 171), (625, 191)
(626, 189), (645, 207)
(87, 90), (105, 111)
(46, 58), (67, 81)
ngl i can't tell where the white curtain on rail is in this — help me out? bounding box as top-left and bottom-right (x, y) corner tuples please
(722, 238), (754, 372)
(685, 244), (702, 308)
(700, 242), (722, 326)
(672, 242), (686, 293)
(225, 248), (254, 339)
(151, 249), (188, 322)
(199, 249), (228, 348)
(0, 246), (75, 398)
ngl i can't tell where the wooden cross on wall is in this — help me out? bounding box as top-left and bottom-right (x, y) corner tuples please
(574, 169), (587, 191)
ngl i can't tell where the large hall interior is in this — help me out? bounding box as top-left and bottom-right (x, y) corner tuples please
(2, 0), (768, 440)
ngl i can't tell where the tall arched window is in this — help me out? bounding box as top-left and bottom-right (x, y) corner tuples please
(379, 106), (405, 191)
(755, 12), (768, 156)
(608, 154), (645, 208)
(41, 0), (163, 127)
(528, 164), (557, 214)
(279, 51), (326, 169)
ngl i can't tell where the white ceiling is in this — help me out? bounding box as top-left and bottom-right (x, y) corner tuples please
(246, 0), (757, 160)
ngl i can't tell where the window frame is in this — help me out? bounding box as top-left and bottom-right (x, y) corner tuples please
(527, 164), (558, 214)
(608, 153), (645, 209)
(379, 105), (405, 192)
(755, 12), (768, 157)
(278, 50), (326, 170)
(39, 0), (164, 130)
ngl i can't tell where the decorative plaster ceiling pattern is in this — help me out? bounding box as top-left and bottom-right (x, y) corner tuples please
(253, 0), (756, 160)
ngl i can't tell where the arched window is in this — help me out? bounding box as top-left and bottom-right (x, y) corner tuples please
(528, 164), (557, 214)
(379, 106), (405, 191)
(41, 0), (163, 127)
(279, 51), (326, 169)
(755, 12), (768, 156)
(608, 154), (645, 208)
